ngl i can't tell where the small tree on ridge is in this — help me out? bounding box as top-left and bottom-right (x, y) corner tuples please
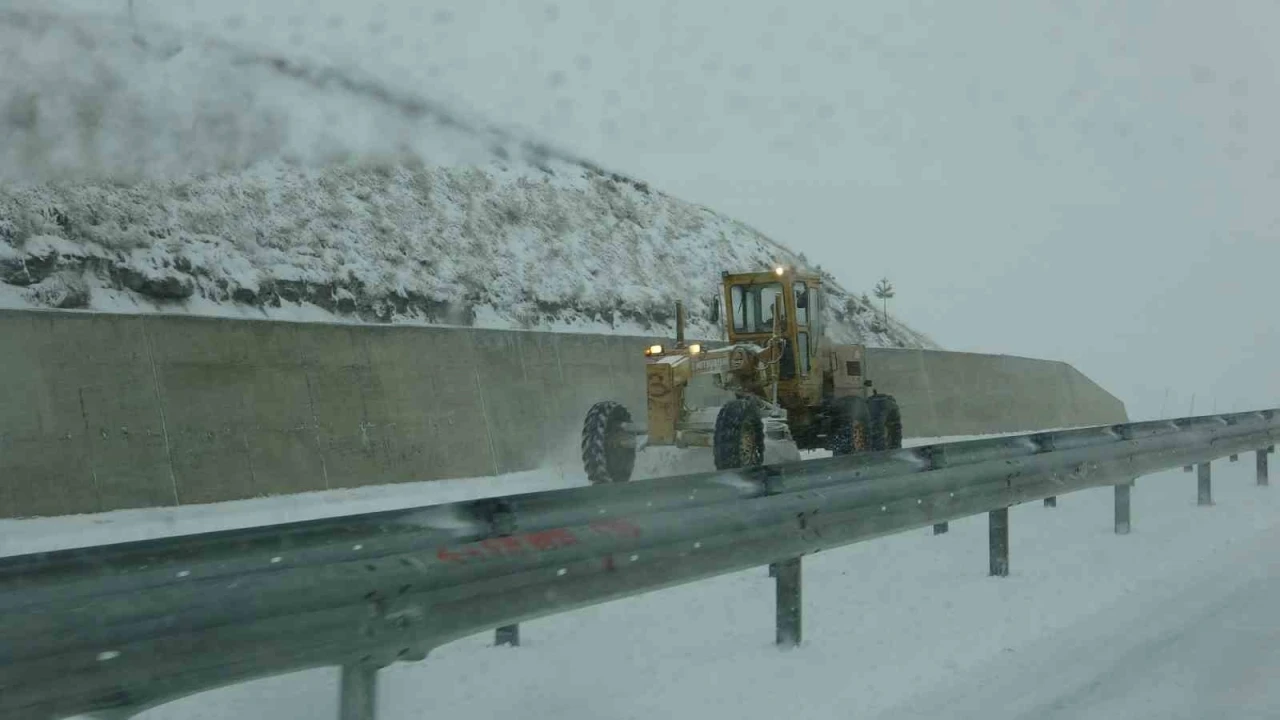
(873, 277), (895, 329)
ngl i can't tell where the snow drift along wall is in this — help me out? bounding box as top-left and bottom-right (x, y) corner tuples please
(0, 309), (1125, 519)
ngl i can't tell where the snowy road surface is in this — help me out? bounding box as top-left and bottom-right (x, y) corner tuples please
(3, 446), (1277, 719)
(881, 522), (1280, 720)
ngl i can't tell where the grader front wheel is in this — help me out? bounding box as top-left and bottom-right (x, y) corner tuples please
(581, 401), (637, 484)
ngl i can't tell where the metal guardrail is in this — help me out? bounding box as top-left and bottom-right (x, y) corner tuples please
(2, 410), (1278, 719)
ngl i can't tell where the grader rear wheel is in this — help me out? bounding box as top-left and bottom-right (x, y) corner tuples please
(581, 401), (636, 484)
(831, 396), (874, 456)
(868, 394), (903, 451)
(713, 398), (765, 470)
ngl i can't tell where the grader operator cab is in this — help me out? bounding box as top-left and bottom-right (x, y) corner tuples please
(581, 265), (903, 483)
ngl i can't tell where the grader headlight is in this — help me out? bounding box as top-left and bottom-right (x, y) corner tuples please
(646, 344), (664, 356)
(689, 343), (702, 355)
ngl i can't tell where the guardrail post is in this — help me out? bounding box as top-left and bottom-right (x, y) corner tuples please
(1258, 449), (1270, 486)
(1114, 482), (1131, 535)
(775, 557), (802, 647)
(339, 663), (379, 720)
(488, 508), (520, 647)
(988, 508), (1009, 577)
(495, 624), (520, 647)
(1043, 496), (1057, 508)
(1197, 462), (1212, 506)
(928, 445), (949, 536)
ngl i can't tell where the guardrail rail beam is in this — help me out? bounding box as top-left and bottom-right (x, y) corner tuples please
(5, 408), (1280, 720)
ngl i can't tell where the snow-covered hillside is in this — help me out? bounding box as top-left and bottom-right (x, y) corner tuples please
(0, 6), (935, 348)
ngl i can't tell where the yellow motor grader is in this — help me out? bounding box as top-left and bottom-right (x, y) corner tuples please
(581, 265), (902, 483)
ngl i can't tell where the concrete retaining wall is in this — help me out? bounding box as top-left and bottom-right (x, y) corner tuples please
(0, 310), (1126, 518)
(863, 347), (1128, 435)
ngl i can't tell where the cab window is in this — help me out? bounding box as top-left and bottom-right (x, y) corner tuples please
(730, 283), (784, 333)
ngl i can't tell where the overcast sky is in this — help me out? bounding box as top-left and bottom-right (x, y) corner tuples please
(48, 0), (1280, 419)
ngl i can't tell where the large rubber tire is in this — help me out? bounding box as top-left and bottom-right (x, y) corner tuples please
(581, 401), (636, 484)
(831, 396), (874, 456)
(713, 398), (765, 470)
(868, 394), (904, 451)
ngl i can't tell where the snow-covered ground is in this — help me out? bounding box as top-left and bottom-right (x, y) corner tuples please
(6, 441), (1277, 719)
(886, 524), (1280, 719)
(0, 4), (934, 348)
